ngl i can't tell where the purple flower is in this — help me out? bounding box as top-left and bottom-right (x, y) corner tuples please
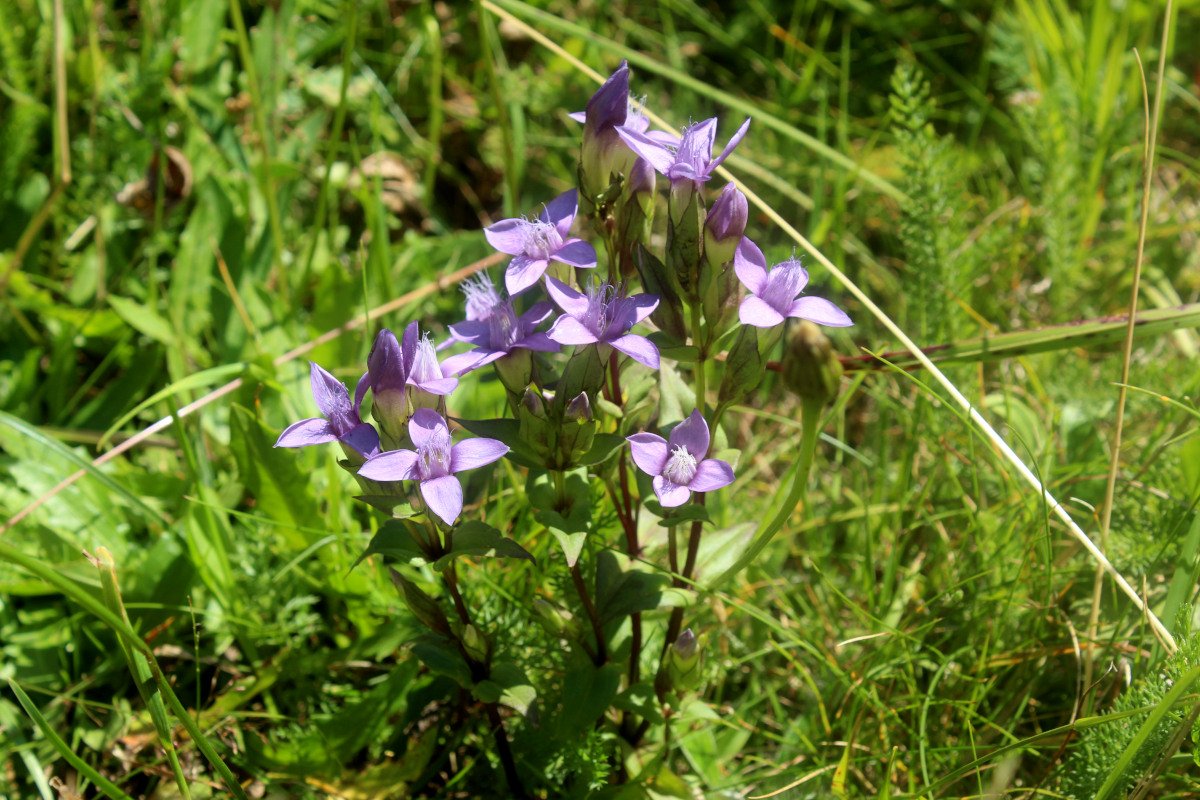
(734, 239), (852, 329)
(545, 276), (660, 369)
(483, 190), (597, 295)
(627, 410), (734, 507)
(275, 362), (380, 459)
(446, 299), (559, 375)
(358, 409), (509, 526)
(616, 117), (750, 188)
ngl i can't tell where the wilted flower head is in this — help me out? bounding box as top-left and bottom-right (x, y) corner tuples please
(275, 362), (379, 460)
(484, 190), (597, 295)
(627, 409), (734, 507)
(734, 239), (852, 329)
(358, 409), (508, 526)
(617, 117), (750, 188)
(545, 276), (660, 369)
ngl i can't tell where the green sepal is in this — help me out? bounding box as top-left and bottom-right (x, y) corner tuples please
(717, 325), (764, 407)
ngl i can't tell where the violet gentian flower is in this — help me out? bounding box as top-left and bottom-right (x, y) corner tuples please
(275, 362), (379, 459)
(734, 238), (852, 329)
(545, 276), (660, 369)
(616, 117), (750, 188)
(484, 190), (597, 296)
(447, 299), (559, 375)
(627, 409), (734, 507)
(358, 409), (508, 526)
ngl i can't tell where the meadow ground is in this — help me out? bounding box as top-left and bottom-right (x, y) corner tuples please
(2, 1), (1200, 798)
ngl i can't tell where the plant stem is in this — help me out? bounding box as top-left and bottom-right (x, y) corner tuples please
(691, 303), (706, 412)
(486, 703), (528, 798)
(570, 562), (607, 665)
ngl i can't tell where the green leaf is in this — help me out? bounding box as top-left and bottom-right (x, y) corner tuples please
(717, 325), (764, 406)
(528, 471), (592, 566)
(352, 520), (430, 571)
(435, 520), (533, 568)
(576, 432), (625, 467)
(645, 502), (710, 526)
(108, 294), (180, 347)
(595, 551), (692, 623)
(354, 495), (418, 518)
(410, 634), (472, 688)
(228, 405), (321, 549)
(613, 682), (663, 726)
(475, 661), (536, 715)
(554, 658), (621, 735)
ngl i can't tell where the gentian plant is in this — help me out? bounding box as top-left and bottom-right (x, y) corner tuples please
(275, 62), (852, 797)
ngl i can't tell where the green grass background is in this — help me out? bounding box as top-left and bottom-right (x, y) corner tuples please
(2, 0), (1200, 797)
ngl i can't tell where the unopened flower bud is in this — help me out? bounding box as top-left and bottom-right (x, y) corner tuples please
(666, 628), (702, 692)
(667, 182), (705, 301)
(462, 623), (490, 664)
(579, 63), (637, 200)
(532, 598), (577, 639)
(703, 183), (747, 269)
(565, 392), (592, 423)
(521, 387), (547, 419)
(782, 321), (843, 404)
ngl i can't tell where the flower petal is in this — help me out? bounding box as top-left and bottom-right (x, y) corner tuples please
(408, 408), (450, 449)
(275, 418), (336, 448)
(544, 275), (590, 317)
(515, 332), (559, 353)
(342, 422), (381, 458)
(353, 371), (370, 413)
(627, 432), (669, 476)
(710, 117), (751, 173)
(610, 334), (660, 369)
(519, 300), (556, 329)
(440, 350), (487, 377)
(615, 126), (676, 175)
(368, 329), (407, 392)
(548, 315), (600, 346)
(484, 218), (532, 256)
(739, 295), (786, 328)
(688, 459), (734, 493)
(309, 362), (352, 421)
(653, 475), (692, 508)
(646, 130), (681, 147)
(420, 475), (464, 526)
(583, 61), (630, 134)
(448, 319), (489, 345)
(400, 321), (420, 375)
(505, 255), (549, 296)
(539, 189), (578, 238)
(734, 238), (768, 294)
(567, 110), (587, 124)
(668, 409), (710, 460)
(551, 239), (597, 269)
(358, 449), (419, 481)
(410, 376), (459, 396)
(789, 295), (853, 327)
(451, 438), (509, 472)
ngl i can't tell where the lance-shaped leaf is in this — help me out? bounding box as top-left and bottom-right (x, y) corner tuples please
(352, 520), (430, 571)
(435, 520), (534, 568)
(388, 568), (450, 635)
(718, 325), (765, 408)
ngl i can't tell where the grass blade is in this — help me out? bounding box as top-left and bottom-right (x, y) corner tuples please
(6, 679), (135, 800)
